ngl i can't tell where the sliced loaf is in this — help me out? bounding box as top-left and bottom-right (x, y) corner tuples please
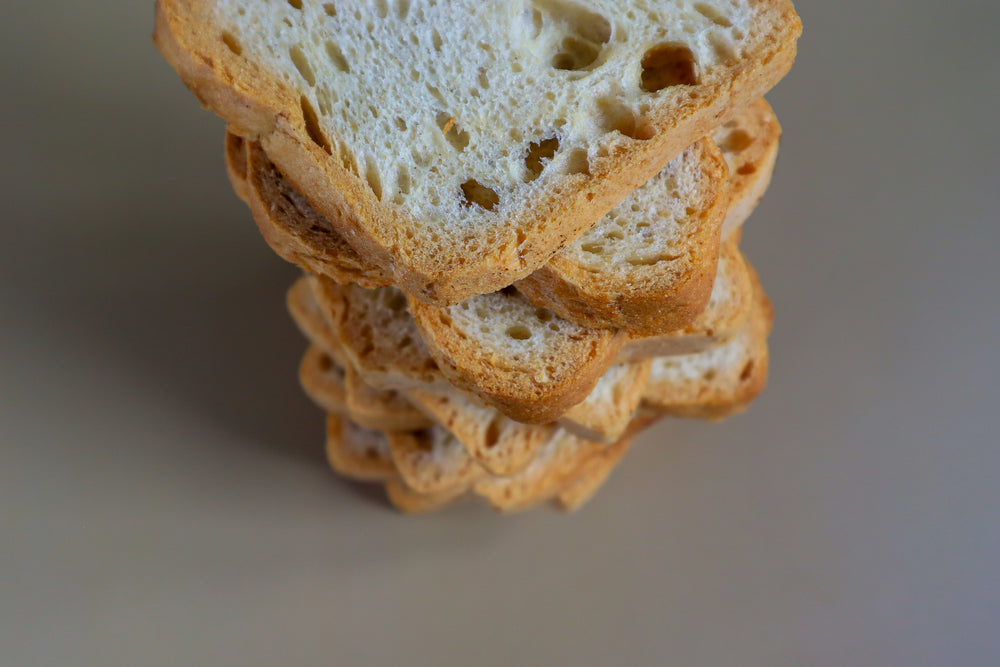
(324, 413), (398, 482)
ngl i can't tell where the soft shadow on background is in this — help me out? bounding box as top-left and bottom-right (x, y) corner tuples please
(2, 1), (1000, 666)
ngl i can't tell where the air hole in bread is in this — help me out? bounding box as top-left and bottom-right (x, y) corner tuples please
(703, 369), (717, 381)
(300, 96), (332, 154)
(640, 43), (700, 92)
(628, 253), (678, 266)
(506, 325), (532, 340)
(740, 361), (755, 381)
(524, 137), (560, 181)
(322, 3), (336, 16)
(318, 353), (333, 372)
(325, 41), (350, 73)
(431, 28), (443, 51)
(535, 308), (553, 323)
(374, 0), (389, 19)
(737, 162), (757, 176)
(596, 97), (654, 140)
(435, 112), (470, 152)
(721, 130), (754, 153)
(581, 242), (604, 255)
(536, 0), (612, 71)
(694, 3), (731, 26)
(287, 0), (302, 9)
(484, 415), (504, 448)
(396, 165), (411, 195)
(400, 336), (413, 349)
(384, 290), (407, 312)
(413, 430), (434, 452)
(221, 32), (242, 56)
(708, 34), (737, 64)
(364, 160), (383, 199)
(564, 148), (591, 176)
(460, 179), (500, 211)
(289, 46), (316, 86)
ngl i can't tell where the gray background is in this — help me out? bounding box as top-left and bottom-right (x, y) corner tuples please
(2, 1), (998, 665)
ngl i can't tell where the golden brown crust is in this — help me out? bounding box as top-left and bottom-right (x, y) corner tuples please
(616, 243), (754, 362)
(642, 266), (773, 418)
(408, 295), (628, 424)
(559, 361), (652, 443)
(243, 141), (393, 289)
(515, 139), (729, 336)
(384, 478), (467, 514)
(155, 0), (801, 305)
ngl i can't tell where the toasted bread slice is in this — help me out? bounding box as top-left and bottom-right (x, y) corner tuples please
(713, 98), (782, 238)
(559, 361), (651, 443)
(324, 413), (397, 482)
(516, 138), (728, 335)
(384, 478), (467, 515)
(617, 241), (753, 362)
(385, 427), (485, 495)
(642, 267), (773, 419)
(472, 429), (605, 513)
(299, 345), (432, 431)
(311, 279), (449, 392)
(155, 0), (800, 304)
(408, 289), (627, 423)
(404, 390), (554, 476)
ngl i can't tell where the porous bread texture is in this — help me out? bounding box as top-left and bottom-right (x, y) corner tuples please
(516, 137), (728, 336)
(232, 100), (775, 334)
(325, 413), (397, 482)
(472, 428), (603, 513)
(616, 241), (752, 362)
(155, 0), (801, 304)
(712, 97), (781, 238)
(408, 288), (627, 424)
(642, 265), (773, 419)
(311, 279), (449, 392)
(405, 390), (555, 476)
(559, 361), (651, 443)
(386, 427), (484, 495)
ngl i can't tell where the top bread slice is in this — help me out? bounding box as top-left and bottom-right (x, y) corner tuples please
(155, 0), (801, 304)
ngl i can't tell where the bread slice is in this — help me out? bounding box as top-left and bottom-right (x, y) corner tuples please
(311, 279), (449, 392)
(516, 137), (728, 335)
(384, 478), (467, 515)
(553, 409), (660, 511)
(642, 266), (773, 419)
(155, 0), (801, 304)
(617, 241), (753, 362)
(408, 288), (626, 423)
(324, 413), (397, 482)
(404, 390), (554, 476)
(385, 427), (485, 495)
(713, 98), (781, 239)
(299, 345), (433, 432)
(559, 361), (651, 443)
(472, 428), (605, 513)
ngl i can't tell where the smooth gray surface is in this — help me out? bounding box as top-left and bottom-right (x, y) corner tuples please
(2, 2), (999, 665)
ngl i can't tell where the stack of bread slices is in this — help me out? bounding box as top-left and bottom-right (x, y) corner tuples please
(155, 0), (801, 513)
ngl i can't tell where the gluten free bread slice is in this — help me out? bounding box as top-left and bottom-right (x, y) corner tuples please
(156, 0), (800, 304)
